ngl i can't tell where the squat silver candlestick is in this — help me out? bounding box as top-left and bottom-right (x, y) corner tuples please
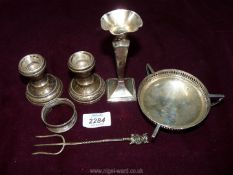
(18, 54), (63, 105)
(101, 9), (143, 102)
(68, 51), (105, 104)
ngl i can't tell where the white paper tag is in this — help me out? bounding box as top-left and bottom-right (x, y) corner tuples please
(83, 112), (111, 128)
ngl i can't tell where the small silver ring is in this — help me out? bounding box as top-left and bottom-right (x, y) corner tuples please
(41, 98), (77, 133)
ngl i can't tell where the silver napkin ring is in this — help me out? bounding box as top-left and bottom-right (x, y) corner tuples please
(41, 98), (77, 133)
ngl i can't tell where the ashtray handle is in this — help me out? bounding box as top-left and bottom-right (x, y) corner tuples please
(209, 94), (225, 107)
(146, 63), (155, 75)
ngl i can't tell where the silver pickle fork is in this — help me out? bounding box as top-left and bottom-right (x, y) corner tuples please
(33, 133), (149, 156)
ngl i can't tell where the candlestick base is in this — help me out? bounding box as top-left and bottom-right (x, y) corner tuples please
(69, 73), (105, 104)
(26, 74), (63, 106)
(107, 78), (136, 102)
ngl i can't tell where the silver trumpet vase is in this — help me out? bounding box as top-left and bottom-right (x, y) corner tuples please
(101, 9), (143, 102)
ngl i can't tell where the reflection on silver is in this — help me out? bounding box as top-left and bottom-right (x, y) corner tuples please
(101, 9), (143, 35)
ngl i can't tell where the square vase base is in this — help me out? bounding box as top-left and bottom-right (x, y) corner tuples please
(106, 78), (137, 102)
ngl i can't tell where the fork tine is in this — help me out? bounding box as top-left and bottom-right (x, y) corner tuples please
(35, 134), (59, 138)
(32, 134), (66, 155)
(34, 143), (64, 147)
(32, 151), (62, 156)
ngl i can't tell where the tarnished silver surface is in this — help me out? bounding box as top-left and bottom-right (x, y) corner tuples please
(18, 54), (63, 106)
(101, 9), (143, 102)
(129, 133), (149, 145)
(106, 78), (136, 102)
(68, 51), (105, 104)
(138, 65), (212, 138)
(33, 133), (148, 155)
(41, 98), (77, 133)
